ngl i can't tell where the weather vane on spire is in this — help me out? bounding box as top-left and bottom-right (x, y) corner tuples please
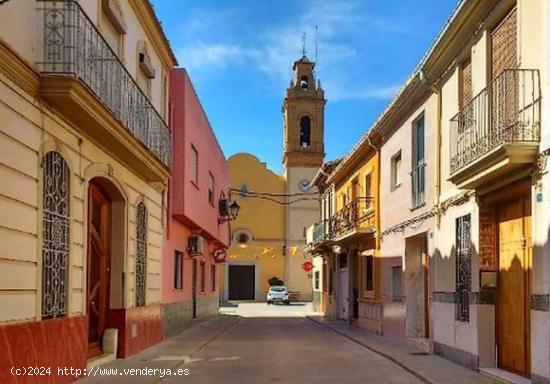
(301, 32), (307, 58)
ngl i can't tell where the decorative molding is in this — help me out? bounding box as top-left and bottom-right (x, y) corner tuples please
(0, 39), (40, 95)
(531, 294), (550, 312)
(102, 0), (127, 34)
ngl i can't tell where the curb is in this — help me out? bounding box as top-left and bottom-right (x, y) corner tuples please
(306, 316), (435, 384)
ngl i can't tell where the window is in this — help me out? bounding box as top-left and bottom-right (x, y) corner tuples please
(174, 250), (183, 290)
(299, 116), (311, 148)
(208, 173), (215, 205)
(365, 174), (372, 197)
(391, 266), (403, 301)
(136, 202), (147, 306)
(314, 271), (320, 290)
(456, 215), (471, 322)
(211, 265), (216, 291)
(100, 0), (126, 57)
(200, 261), (206, 292)
(412, 116), (425, 208)
(391, 151), (402, 190)
(136, 41), (155, 97)
(42, 152), (70, 318)
(191, 145), (198, 184)
(363, 254), (374, 293)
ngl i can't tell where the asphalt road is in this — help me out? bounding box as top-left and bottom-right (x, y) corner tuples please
(166, 317), (424, 384)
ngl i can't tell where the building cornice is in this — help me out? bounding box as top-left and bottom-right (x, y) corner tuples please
(0, 38), (39, 95)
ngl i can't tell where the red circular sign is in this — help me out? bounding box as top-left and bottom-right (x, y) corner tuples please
(212, 248), (227, 263)
(302, 261), (313, 272)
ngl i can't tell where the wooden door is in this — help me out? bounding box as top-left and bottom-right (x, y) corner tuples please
(497, 197), (531, 376)
(87, 181), (111, 357)
(228, 265), (255, 300)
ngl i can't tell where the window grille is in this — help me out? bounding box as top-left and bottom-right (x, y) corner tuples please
(455, 215), (471, 321)
(135, 202), (147, 306)
(42, 151), (70, 318)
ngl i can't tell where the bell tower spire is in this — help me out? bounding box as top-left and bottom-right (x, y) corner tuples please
(282, 56), (325, 169)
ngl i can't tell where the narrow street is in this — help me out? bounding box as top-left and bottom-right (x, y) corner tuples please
(80, 314), (424, 384)
(78, 305), (498, 384)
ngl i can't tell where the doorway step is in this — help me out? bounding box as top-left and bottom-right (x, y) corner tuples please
(87, 328), (118, 369)
(479, 368), (530, 384)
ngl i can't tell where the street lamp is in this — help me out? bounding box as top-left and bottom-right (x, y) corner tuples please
(218, 197), (240, 224)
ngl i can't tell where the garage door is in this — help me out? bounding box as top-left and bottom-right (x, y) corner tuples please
(228, 265), (255, 300)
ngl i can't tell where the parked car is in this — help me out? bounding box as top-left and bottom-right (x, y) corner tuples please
(267, 286), (290, 305)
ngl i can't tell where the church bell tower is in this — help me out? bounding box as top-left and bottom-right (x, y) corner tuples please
(282, 56), (325, 168)
(281, 55), (325, 300)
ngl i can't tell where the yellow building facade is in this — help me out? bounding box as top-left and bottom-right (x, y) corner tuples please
(221, 153), (286, 301)
(308, 136), (381, 331)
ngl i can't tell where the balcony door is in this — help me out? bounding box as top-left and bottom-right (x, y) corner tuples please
(490, 7), (518, 140)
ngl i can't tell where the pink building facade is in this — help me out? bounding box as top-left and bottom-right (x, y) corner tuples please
(162, 69), (230, 337)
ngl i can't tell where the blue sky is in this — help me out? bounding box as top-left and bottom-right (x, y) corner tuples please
(152, 0), (458, 174)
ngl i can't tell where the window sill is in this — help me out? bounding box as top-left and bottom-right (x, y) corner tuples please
(410, 202), (426, 212)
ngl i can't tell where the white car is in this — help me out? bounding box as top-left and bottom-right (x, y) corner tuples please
(267, 286), (290, 305)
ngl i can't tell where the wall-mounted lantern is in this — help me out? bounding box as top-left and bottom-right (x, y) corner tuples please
(218, 196), (240, 224)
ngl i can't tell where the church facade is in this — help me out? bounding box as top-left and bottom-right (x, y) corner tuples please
(221, 56), (325, 302)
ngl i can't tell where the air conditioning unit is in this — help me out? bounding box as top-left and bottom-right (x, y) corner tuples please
(188, 235), (204, 256)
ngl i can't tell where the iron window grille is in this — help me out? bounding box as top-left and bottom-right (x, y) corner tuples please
(41, 151), (70, 319)
(135, 202), (147, 307)
(455, 214), (471, 322)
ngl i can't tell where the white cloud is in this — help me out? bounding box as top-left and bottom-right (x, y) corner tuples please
(174, 0), (400, 102)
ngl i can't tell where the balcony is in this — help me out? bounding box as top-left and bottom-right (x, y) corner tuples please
(37, 1), (171, 181)
(329, 197), (375, 242)
(449, 69), (540, 189)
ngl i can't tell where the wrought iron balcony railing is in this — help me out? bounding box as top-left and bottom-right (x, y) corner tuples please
(329, 197), (375, 239)
(450, 69), (540, 175)
(37, 0), (171, 168)
(411, 162), (425, 209)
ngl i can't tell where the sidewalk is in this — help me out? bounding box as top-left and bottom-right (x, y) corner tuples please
(77, 315), (240, 383)
(307, 316), (499, 384)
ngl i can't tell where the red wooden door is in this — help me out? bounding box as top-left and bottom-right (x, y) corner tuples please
(87, 181), (111, 357)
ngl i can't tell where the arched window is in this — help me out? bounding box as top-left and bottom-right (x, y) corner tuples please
(42, 151), (70, 318)
(300, 75), (309, 89)
(135, 202), (147, 307)
(299, 116), (311, 148)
